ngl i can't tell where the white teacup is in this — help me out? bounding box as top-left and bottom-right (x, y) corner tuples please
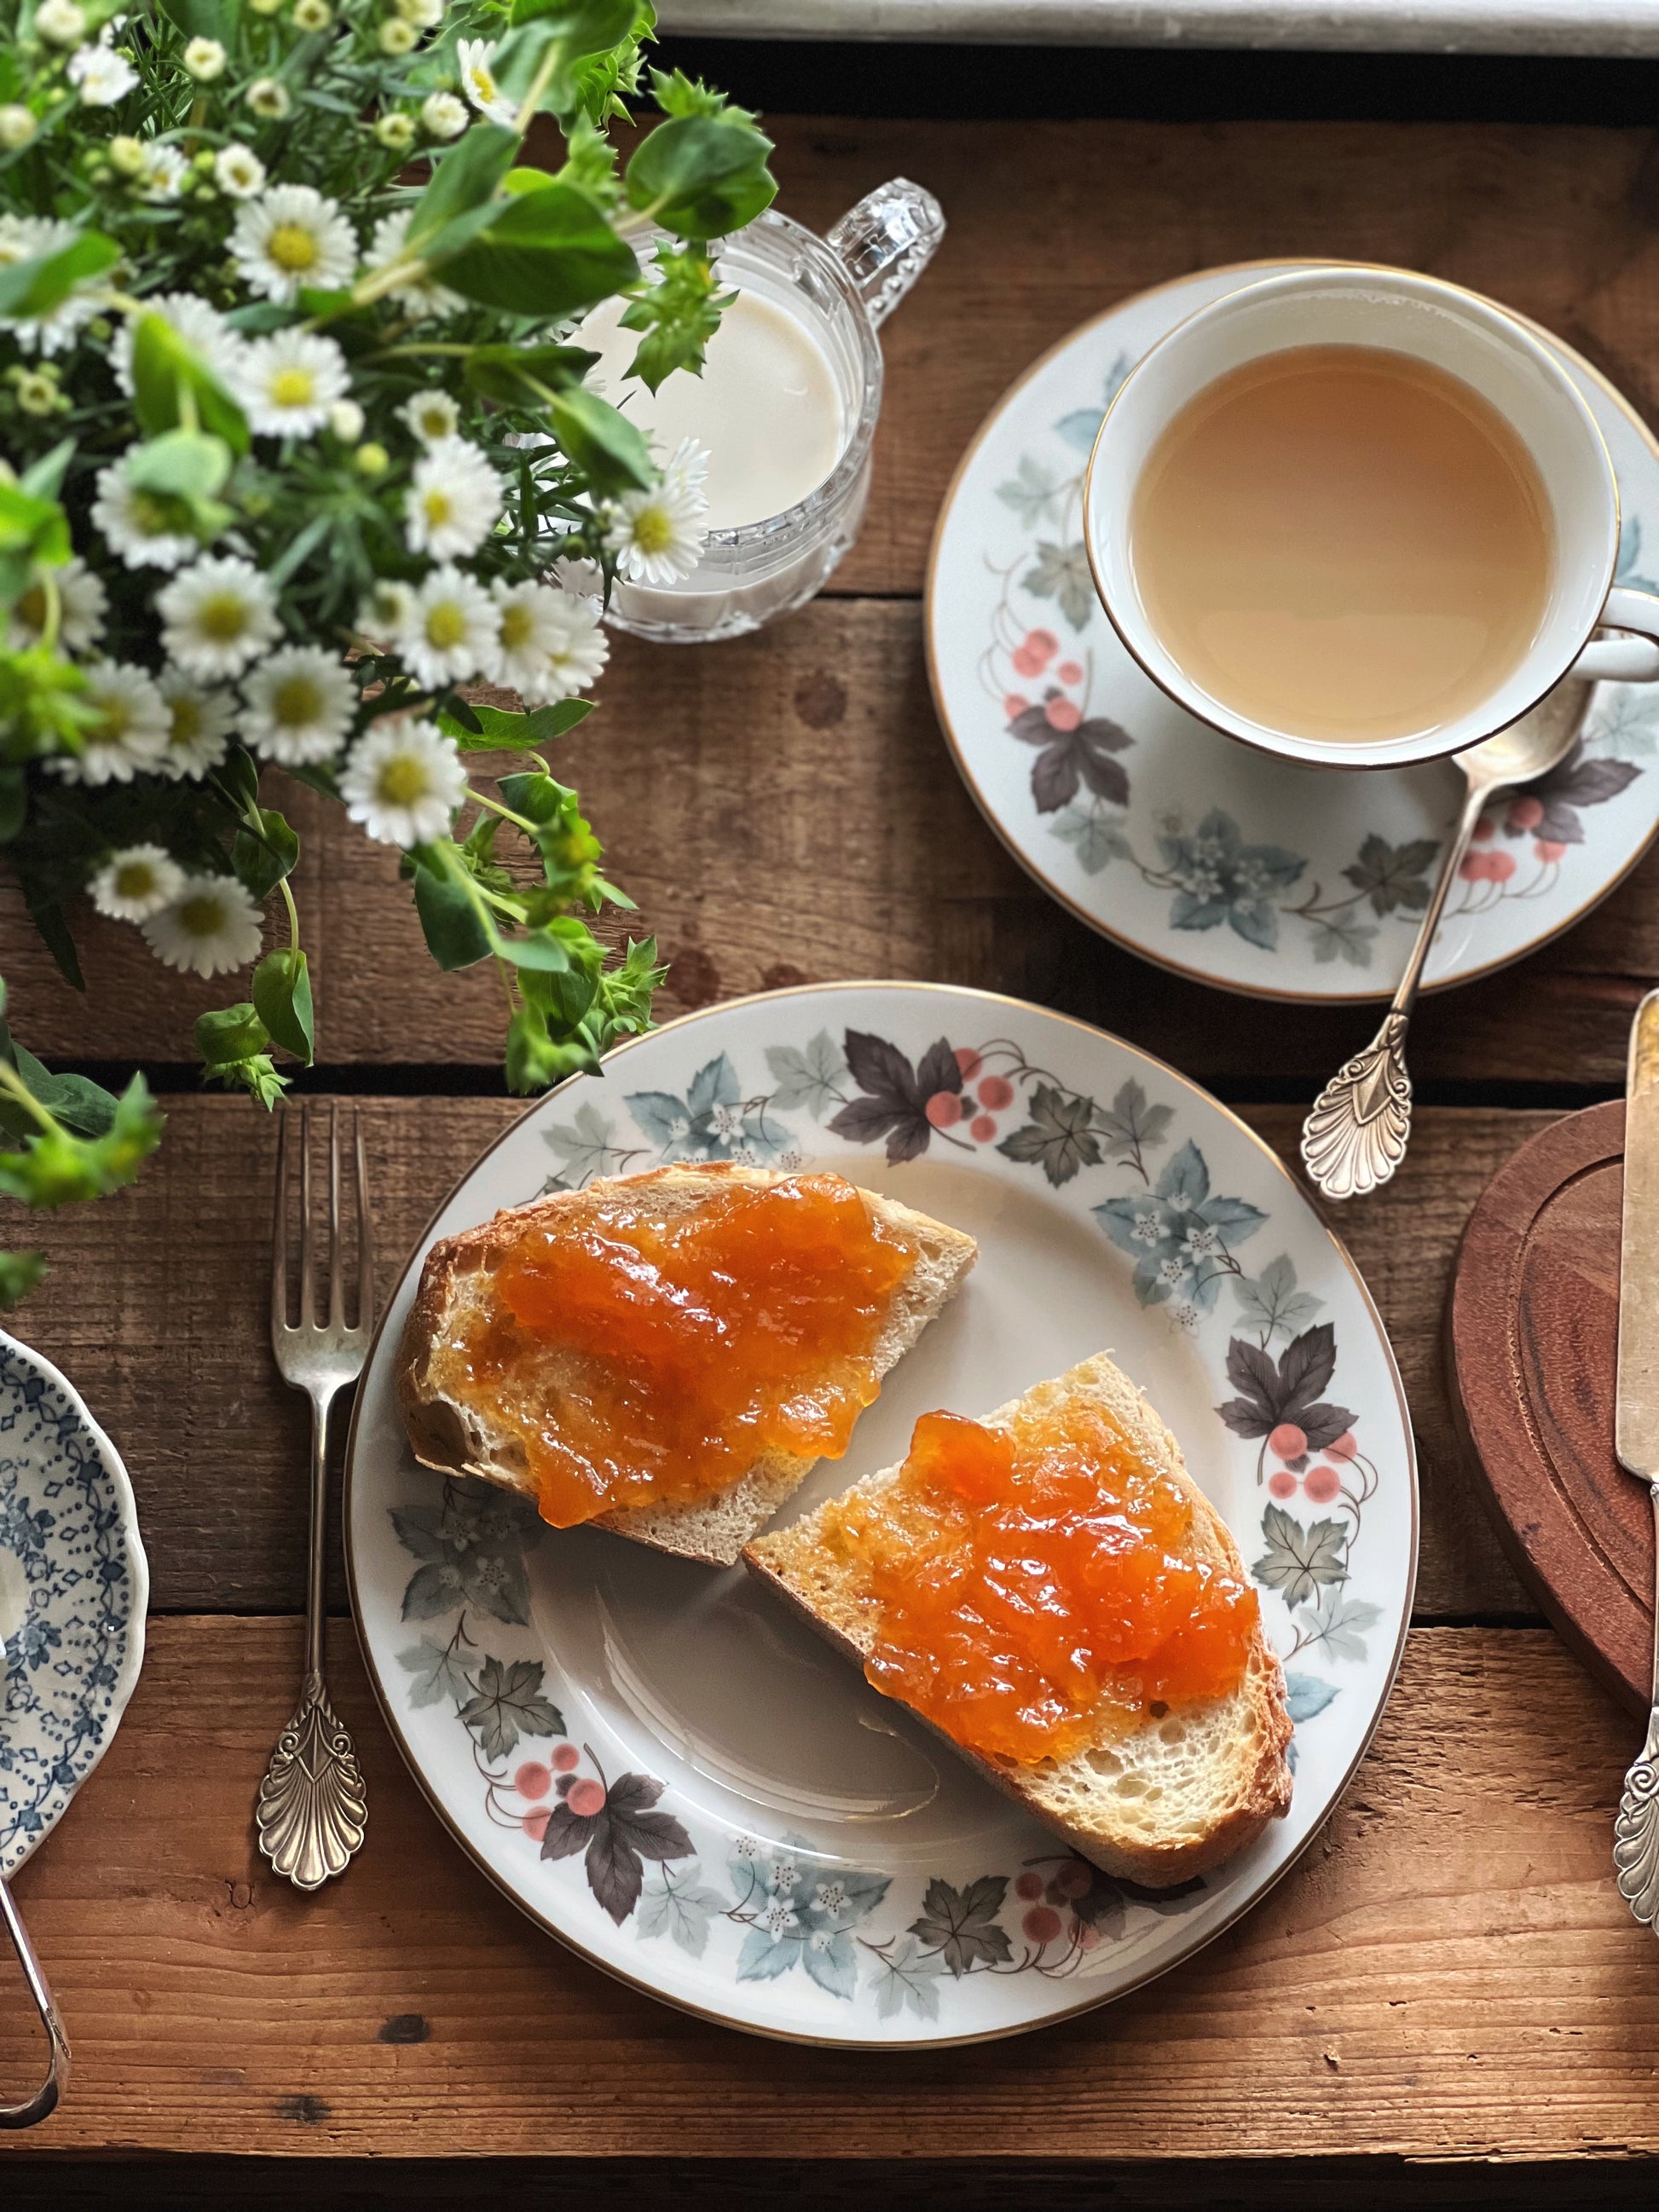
(1083, 263), (1659, 771)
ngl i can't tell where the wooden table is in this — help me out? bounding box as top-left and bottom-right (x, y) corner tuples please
(9, 101), (1659, 2206)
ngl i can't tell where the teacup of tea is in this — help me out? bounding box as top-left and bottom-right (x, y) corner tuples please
(1083, 264), (1659, 769)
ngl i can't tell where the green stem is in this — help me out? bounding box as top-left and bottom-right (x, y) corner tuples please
(511, 41), (564, 135)
(465, 784), (537, 835)
(279, 876), (300, 952)
(0, 1060), (61, 1139)
(36, 569), (61, 656)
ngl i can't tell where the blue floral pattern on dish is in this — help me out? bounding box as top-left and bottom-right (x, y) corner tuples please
(0, 1333), (147, 1878)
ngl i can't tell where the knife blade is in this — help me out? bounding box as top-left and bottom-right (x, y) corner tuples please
(1617, 988), (1659, 1481)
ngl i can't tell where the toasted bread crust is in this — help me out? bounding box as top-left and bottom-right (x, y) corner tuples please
(396, 1163), (977, 1566)
(743, 1351), (1293, 1886)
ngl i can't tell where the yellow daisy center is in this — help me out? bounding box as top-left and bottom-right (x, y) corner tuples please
(91, 698), (129, 742)
(270, 366), (316, 408)
(178, 893), (225, 938)
(633, 505), (673, 556)
(421, 488), (453, 527)
(170, 696), (201, 744)
(267, 222), (320, 274)
(15, 581), (45, 633)
(500, 603), (533, 651)
(377, 756), (429, 806)
(425, 602), (466, 650)
(417, 407), (449, 436)
(471, 65), (497, 100)
(198, 593), (249, 642)
(115, 862), (156, 899)
(272, 675), (323, 727)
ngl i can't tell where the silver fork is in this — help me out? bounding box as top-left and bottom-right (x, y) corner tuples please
(256, 1102), (373, 1891)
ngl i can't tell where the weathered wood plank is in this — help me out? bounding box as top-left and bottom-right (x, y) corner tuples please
(7, 1093), (1529, 1618)
(5, 604), (1656, 1085)
(1, 1617), (1653, 2162)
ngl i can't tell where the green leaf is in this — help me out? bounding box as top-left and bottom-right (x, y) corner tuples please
(437, 697), (592, 752)
(0, 1249), (45, 1310)
(0, 768), (24, 844)
(648, 66), (758, 125)
(231, 805), (299, 900)
(509, 0), (639, 45)
(411, 846), (494, 970)
(624, 114), (776, 241)
(0, 482), (69, 572)
(504, 1002), (596, 1093)
(407, 123), (518, 252)
(497, 927), (572, 972)
(195, 1002), (270, 1069)
(124, 428), (231, 500)
(546, 384), (651, 494)
(0, 1075), (162, 1211)
(461, 340), (597, 409)
(0, 231), (118, 322)
(26, 897), (82, 990)
(130, 314), (250, 455)
(442, 182), (637, 317)
(0, 1018), (120, 1142)
(618, 241), (727, 392)
(252, 948), (315, 1065)
(155, 0), (237, 37)
(18, 438), (76, 504)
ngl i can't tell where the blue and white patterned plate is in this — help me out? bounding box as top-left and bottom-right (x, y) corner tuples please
(928, 261), (1659, 1002)
(1, 1333), (147, 1879)
(345, 984), (1417, 2046)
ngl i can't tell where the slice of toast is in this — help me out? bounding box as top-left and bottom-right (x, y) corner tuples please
(743, 1350), (1293, 1885)
(396, 1163), (977, 1568)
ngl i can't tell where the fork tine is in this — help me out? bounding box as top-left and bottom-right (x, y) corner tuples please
(355, 1112), (374, 1337)
(327, 1101), (344, 1329)
(271, 1106), (291, 1337)
(298, 1102), (315, 1327)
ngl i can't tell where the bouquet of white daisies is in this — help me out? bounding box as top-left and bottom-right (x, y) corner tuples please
(0, 0), (773, 1297)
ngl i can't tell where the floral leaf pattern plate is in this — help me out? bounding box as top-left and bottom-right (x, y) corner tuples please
(927, 261), (1659, 1002)
(344, 984), (1417, 2046)
(1, 1331), (148, 1880)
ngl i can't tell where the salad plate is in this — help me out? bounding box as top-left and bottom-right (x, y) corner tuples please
(927, 261), (1659, 1002)
(2, 1332), (148, 1880)
(344, 983), (1416, 2046)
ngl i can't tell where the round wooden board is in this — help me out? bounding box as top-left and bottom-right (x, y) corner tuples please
(1448, 1099), (1652, 1716)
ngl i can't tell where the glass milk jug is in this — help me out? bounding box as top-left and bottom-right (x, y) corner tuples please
(598, 179), (945, 643)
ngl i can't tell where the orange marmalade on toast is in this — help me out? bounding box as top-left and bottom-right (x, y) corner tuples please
(445, 1170), (920, 1527)
(817, 1399), (1257, 1766)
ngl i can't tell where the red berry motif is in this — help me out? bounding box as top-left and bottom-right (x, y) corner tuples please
(566, 1777), (606, 1818)
(979, 1075), (1015, 1112)
(1022, 1905), (1063, 1946)
(1508, 794), (1544, 832)
(1327, 1430), (1358, 1461)
(1057, 659), (1084, 685)
(926, 1090), (962, 1129)
(1472, 814), (1496, 842)
(1536, 840), (1568, 863)
(955, 1048), (983, 1082)
(970, 1115), (997, 1144)
(514, 1761), (552, 1801)
(1487, 849), (1517, 883)
(1003, 692), (1032, 721)
(1044, 696), (1082, 732)
(1055, 1859), (1093, 1898)
(1268, 1470), (1297, 1500)
(1304, 1464), (1342, 1505)
(1014, 1869), (1044, 1901)
(522, 1809), (552, 1842)
(552, 1742), (580, 1772)
(1269, 1422), (1307, 1460)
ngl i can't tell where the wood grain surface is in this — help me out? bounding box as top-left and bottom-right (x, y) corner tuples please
(10, 1092), (1529, 1620)
(1450, 1100), (1654, 1711)
(1, 1617), (1656, 2163)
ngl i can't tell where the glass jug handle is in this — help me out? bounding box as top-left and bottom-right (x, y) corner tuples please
(826, 179), (945, 331)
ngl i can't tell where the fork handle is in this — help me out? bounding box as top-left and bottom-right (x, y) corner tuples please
(304, 1386), (338, 1682)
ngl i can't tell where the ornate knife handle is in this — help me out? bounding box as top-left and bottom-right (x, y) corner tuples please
(1616, 1483), (1659, 1930)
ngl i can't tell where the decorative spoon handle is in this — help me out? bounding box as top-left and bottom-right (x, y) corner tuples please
(0, 1873), (69, 2128)
(1615, 1484), (1659, 1929)
(1300, 771), (1493, 1202)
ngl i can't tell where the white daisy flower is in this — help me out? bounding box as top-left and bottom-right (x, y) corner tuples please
(355, 578), (413, 648)
(155, 671), (234, 779)
(398, 389), (460, 443)
(5, 557), (107, 655)
(601, 436), (710, 586)
(378, 17), (415, 54)
(113, 292), (244, 398)
(91, 456), (203, 570)
(492, 580), (608, 703)
(404, 435), (502, 560)
(0, 214), (101, 356)
(68, 37), (139, 106)
(419, 90), (466, 139)
(241, 645), (355, 765)
(456, 38), (516, 127)
(214, 144), (266, 199)
(158, 555), (281, 680)
(234, 329), (350, 438)
(90, 844), (185, 923)
(229, 184), (356, 303)
(183, 36), (226, 78)
(292, 0), (331, 27)
(135, 141), (188, 201)
(398, 0), (444, 24)
(33, 0), (85, 46)
(246, 78), (291, 120)
(364, 211), (462, 322)
(52, 662), (170, 785)
(393, 564), (500, 689)
(142, 873), (265, 978)
(0, 106), (38, 152)
(339, 715), (467, 847)
(373, 112), (415, 152)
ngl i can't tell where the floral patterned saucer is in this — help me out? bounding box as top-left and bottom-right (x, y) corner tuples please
(1, 1333), (148, 1880)
(928, 263), (1659, 1001)
(344, 985), (1416, 2046)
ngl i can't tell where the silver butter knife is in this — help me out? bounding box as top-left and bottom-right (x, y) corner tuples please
(1614, 987), (1659, 1927)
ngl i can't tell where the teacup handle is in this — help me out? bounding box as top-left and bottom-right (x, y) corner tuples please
(1570, 586), (1659, 684)
(826, 179), (945, 331)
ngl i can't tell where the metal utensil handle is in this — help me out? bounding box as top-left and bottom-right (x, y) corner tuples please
(0, 1874), (69, 2128)
(825, 178), (945, 330)
(1615, 1483), (1659, 1929)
